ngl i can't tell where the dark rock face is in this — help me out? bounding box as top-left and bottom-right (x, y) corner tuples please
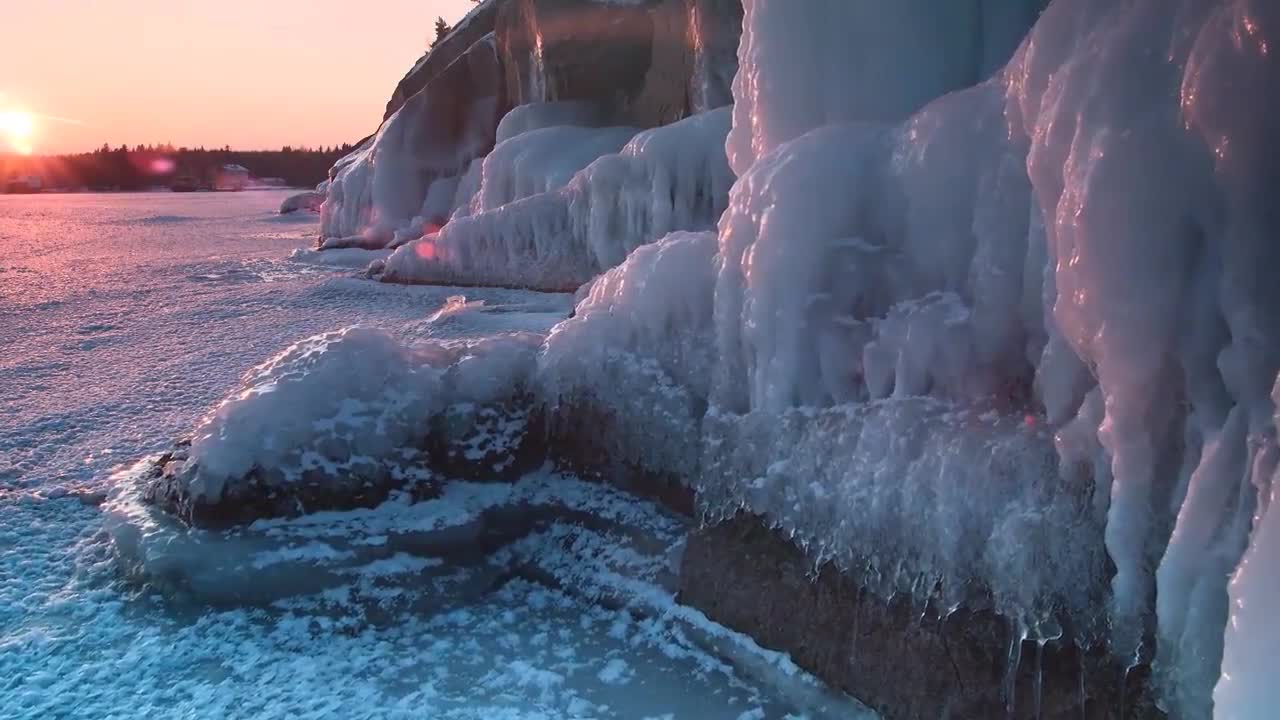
(142, 442), (441, 530)
(686, 0), (742, 112)
(493, 0), (740, 127)
(541, 398), (697, 517)
(392, 0), (743, 131)
(678, 515), (1165, 720)
(385, 1), (503, 120)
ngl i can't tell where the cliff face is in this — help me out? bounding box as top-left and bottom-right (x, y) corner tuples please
(388, 0), (742, 127)
(320, 0), (742, 246)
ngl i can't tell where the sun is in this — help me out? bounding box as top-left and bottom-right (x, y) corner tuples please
(0, 109), (36, 155)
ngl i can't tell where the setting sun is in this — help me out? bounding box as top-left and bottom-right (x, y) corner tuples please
(0, 109), (35, 154)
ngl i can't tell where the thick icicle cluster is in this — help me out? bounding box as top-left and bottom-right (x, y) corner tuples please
(377, 107), (733, 290)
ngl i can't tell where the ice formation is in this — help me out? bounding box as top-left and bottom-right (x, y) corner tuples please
(378, 106), (732, 290)
(183, 326), (541, 504)
(1214, 378), (1280, 719)
(539, 231), (718, 477)
(279, 181), (327, 214)
(320, 34), (501, 248)
(700, 0), (1280, 716)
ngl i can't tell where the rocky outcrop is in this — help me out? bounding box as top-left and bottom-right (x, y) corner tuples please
(321, 32), (506, 245)
(494, 0), (721, 128)
(322, 0), (743, 246)
(678, 515), (1165, 720)
(384, 1), (503, 120)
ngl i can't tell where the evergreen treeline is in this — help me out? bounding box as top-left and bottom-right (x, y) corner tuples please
(0, 143), (354, 191)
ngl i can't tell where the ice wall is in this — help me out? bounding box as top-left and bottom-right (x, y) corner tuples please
(320, 34), (503, 248)
(1214, 378), (1280, 719)
(378, 107), (732, 290)
(705, 0), (1280, 716)
(540, 231), (718, 477)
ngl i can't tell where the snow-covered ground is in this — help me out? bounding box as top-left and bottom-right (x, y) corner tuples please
(0, 191), (858, 719)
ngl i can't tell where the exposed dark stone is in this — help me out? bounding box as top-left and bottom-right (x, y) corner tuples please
(422, 398), (545, 482)
(678, 515), (1165, 720)
(141, 441), (442, 530)
(385, 1), (504, 120)
(388, 0), (742, 128)
(541, 399), (696, 517)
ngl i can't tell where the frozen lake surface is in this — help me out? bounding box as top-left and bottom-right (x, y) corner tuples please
(0, 192), (854, 719)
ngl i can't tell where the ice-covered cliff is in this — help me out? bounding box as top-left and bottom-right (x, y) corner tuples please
(320, 0), (742, 271)
(151, 0), (1280, 716)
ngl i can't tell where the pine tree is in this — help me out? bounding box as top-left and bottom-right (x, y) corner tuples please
(431, 16), (451, 48)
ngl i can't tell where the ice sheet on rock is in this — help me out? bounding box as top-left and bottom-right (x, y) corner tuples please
(1214, 380), (1280, 720)
(106, 466), (683, 605)
(725, 0), (1046, 176)
(184, 326), (542, 503)
(380, 107), (732, 291)
(540, 231), (718, 477)
(494, 101), (608, 145)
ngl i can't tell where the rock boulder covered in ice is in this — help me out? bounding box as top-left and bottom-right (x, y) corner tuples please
(691, 0), (1280, 716)
(279, 182), (327, 214)
(539, 230), (717, 486)
(143, 327), (545, 527)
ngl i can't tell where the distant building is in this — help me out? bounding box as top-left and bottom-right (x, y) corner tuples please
(3, 174), (41, 194)
(214, 164), (250, 191)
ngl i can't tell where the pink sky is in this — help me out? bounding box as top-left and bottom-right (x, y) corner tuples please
(0, 0), (476, 154)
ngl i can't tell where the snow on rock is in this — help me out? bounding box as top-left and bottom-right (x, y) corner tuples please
(703, 0), (1280, 715)
(540, 231), (717, 478)
(279, 183), (327, 214)
(147, 326), (544, 526)
(320, 34), (503, 248)
(379, 106), (732, 291)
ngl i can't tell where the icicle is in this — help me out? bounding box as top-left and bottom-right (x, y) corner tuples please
(1078, 644), (1087, 720)
(1005, 622), (1028, 717)
(1033, 639), (1045, 720)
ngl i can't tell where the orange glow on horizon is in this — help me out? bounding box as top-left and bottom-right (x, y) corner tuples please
(0, 110), (36, 155)
(2, 0), (476, 155)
